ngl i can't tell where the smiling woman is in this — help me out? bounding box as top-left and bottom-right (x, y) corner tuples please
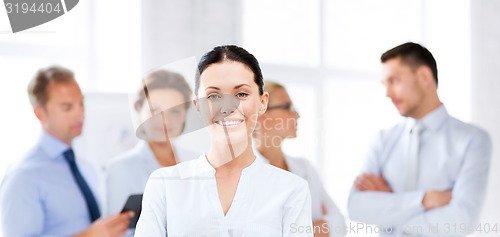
(135, 45), (314, 236)
(197, 60), (261, 155)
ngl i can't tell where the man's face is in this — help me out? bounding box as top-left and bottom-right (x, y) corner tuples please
(382, 57), (426, 118)
(37, 81), (84, 145)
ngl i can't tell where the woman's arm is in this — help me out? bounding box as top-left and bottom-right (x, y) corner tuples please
(302, 158), (347, 237)
(318, 183), (346, 236)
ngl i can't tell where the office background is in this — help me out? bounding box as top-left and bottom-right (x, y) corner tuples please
(1, 0), (499, 236)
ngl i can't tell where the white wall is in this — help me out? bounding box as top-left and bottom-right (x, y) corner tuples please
(471, 0), (500, 235)
(141, 0), (242, 74)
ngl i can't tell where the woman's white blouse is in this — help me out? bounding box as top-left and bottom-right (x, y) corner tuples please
(135, 155), (313, 237)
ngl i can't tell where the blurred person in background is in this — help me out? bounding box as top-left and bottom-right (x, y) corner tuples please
(253, 80), (347, 237)
(0, 65), (133, 237)
(105, 69), (198, 235)
(348, 42), (492, 236)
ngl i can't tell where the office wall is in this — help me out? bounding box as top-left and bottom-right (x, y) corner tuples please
(141, 0), (242, 74)
(471, 0), (500, 235)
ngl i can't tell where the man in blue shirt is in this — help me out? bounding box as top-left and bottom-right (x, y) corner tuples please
(348, 42), (492, 236)
(0, 66), (133, 237)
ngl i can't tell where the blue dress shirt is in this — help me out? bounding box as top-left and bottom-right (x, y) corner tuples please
(0, 131), (100, 237)
(348, 105), (492, 236)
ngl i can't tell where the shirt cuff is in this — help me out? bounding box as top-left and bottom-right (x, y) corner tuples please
(400, 190), (426, 216)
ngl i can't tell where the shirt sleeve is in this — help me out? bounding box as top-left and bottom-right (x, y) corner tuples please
(0, 169), (45, 236)
(283, 180), (314, 237)
(399, 130), (492, 236)
(347, 131), (426, 226)
(302, 160), (346, 237)
(319, 183), (347, 237)
(134, 170), (167, 237)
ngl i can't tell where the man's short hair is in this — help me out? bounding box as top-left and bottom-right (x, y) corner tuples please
(381, 42), (438, 86)
(27, 65), (76, 108)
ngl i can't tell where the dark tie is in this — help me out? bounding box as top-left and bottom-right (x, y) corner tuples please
(63, 148), (101, 222)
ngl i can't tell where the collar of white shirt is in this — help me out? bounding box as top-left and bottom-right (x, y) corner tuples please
(405, 104), (449, 134)
(179, 154), (260, 179)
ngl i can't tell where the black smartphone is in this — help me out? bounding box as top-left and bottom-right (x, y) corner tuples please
(121, 194), (143, 228)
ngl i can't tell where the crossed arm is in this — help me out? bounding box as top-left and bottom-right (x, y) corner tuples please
(348, 130), (492, 235)
(354, 173), (452, 210)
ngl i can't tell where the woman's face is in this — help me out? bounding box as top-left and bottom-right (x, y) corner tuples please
(259, 87), (300, 140)
(138, 88), (187, 140)
(196, 61), (268, 145)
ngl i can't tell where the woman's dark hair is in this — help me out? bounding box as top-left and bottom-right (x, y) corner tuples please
(135, 69), (192, 112)
(381, 42), (438, 86)
(195, 45), (264, 97)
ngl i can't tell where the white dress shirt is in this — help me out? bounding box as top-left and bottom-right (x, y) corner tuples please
(255, 151), (347, 236)
(106, 141), (198, 215)
(135, 155), (313, 237)
(348, 105), (492, 236)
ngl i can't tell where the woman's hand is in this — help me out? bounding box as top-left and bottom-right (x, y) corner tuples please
(313, 220), (329, 237)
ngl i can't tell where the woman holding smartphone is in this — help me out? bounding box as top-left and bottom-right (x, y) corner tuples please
(135, 45), (313, 236)
(106, 70), (197, 218)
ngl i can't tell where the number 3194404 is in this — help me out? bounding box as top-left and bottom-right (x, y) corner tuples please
(4, 2), (62, 14)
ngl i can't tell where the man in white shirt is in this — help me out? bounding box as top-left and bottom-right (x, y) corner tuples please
(348, 42), (492, 236)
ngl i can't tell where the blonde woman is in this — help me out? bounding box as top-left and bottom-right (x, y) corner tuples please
(254, 81), (347, 237)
